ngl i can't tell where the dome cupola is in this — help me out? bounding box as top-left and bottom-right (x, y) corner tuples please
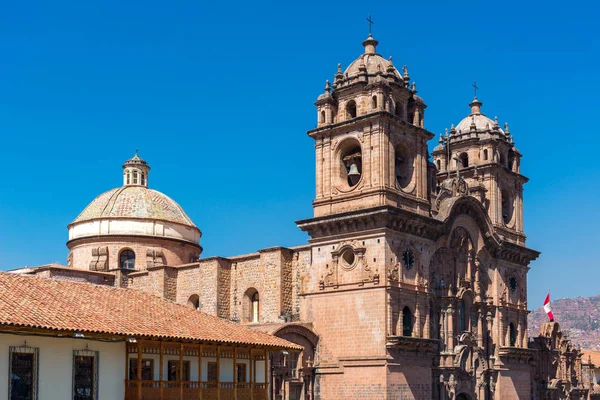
(67, 153), (201, 271)
(122, 150), (150, 187)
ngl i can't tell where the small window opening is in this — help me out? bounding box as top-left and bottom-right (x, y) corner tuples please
(341, 248), (355, 266)
(395, 101), (403, 119)
(501, 189), (513, 225)
(402, 306), (413, 337)
(459, 299), (467, 332)
(371, 95), (378, 110)
(133, 171), (138, 185)
(320, 110), (325, 123)
(509, 323), (517, 347)
(483, 149), (488, 160)
(395, 144), (413, 189)
(459, 152), (469, 168)
(346, 100), (357, 119)
(120, 250), (135, 269)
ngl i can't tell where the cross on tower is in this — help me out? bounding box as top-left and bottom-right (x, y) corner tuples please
(366, 15), (374, 35)
(472, 81), (479, 98)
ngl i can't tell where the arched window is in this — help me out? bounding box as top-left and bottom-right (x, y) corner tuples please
(395, 101), (403, 119)
(436, 159), (441, 170)
(126, 171), (131, 185)
(243, 288), (260, 323)
(133, 171), (138, 185)
(402, 306), (412, 337)
(251, 292), (259, 323)
(509, 322), (517, 347)
(320, 110), (325, 123)
(371, 95), (378, 110)
(483, 149), (488, 161)
(187, 294), (200, 310)
(395, 144), (413, 189)
(458, 299), (467, 332)
(346, 100), (357, 119)
(501, 189), (513, 225)
(459, 152), (469, 168)
(119, 250), (135, 269)
(141, 172), (145, 186)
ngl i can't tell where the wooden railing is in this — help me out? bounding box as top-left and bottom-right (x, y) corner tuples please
(124, 380), (268, 400)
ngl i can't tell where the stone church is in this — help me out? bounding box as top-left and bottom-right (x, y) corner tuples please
(16, 34), (591, 400)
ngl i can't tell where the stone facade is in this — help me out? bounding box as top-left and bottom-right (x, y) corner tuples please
(17, 33), (592, 400)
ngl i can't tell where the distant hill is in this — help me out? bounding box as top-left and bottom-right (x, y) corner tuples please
(528, 295), (600, 351)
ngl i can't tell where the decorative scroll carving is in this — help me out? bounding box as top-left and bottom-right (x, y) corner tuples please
(89, 246), (108, 271)
(145, 248), (165, 268)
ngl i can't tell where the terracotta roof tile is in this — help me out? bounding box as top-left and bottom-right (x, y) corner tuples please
(0, 272), (300, 350)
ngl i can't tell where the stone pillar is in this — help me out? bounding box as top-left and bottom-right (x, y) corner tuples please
(424, 301), (431, 339)
(315, 138), (323, 199)
(477, 310), (484, 348)
(447, 304), (455, 351)
(414, 303), (421, 338)
(516, 313), (523, 348)
(497, 307), (504, 348)
(398, 307), (404, 336)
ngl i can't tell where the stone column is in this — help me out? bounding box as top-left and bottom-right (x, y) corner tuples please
(424, 300), (431, 339)
(477, 309), (484, 348)
(447, 304), (455, 351)
(315, 138), (324, 199)
(414, 303), (421, 338)
(497, 307), (504, 348)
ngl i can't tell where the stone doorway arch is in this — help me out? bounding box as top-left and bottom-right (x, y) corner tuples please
(271, 324), (319, 400)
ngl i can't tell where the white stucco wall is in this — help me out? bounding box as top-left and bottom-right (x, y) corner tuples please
(69, 219), (200, 244)
(0, 333), (125, 400)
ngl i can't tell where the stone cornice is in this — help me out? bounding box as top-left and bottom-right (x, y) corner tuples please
(66, 234), (202, 252)
(297, 203), (540, 266)
(386, 336), (439, 352)
(307, 111), (434, 141)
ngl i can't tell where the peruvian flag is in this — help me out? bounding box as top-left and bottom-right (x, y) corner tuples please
(544, 293), (554, 322)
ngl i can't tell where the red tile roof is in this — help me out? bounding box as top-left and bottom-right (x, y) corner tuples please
(0, 272), (300, 350)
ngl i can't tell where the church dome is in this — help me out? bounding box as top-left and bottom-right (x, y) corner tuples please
(72, 186), (196, 227)
(68, 152), (200, 246)
(344, 35), (401, 79)
(454, 97), (504, 134)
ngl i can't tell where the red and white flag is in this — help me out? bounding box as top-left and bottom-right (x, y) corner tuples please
(543, 292), (554, 322)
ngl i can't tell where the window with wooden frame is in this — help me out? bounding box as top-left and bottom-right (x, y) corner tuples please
(129, 359), (154, 380)
(167, 360), (190, 381)
(236, 363), (247, 383)
(72, 348), (99, 400)
(207, 362), (218, 382)
(9, 343), (39, 400)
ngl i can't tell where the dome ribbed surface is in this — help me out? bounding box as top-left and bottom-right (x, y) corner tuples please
(72, 186), (196, 227)
(344, 54), (401, 78)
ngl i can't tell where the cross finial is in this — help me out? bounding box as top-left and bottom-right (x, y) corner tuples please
(366, 15), (374, 35)
(472, 80), (479, 98)
(135, 149), (139, 155)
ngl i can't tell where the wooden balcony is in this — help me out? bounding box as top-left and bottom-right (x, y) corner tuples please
(125, 380), (268, 400)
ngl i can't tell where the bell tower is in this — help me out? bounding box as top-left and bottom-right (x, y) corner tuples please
(309, 35), (435, 218)
(432, 96), (527, 245)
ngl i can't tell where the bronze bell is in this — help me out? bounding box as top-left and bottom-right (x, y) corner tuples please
(348, 163), (360, 184)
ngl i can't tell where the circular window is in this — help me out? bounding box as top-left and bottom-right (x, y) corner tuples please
(402, 249), (415, 270)
(341, 248), (355, 267)
(509, 276), (517, 292)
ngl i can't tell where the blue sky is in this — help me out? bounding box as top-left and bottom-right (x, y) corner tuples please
(0, 0), (598, 307)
